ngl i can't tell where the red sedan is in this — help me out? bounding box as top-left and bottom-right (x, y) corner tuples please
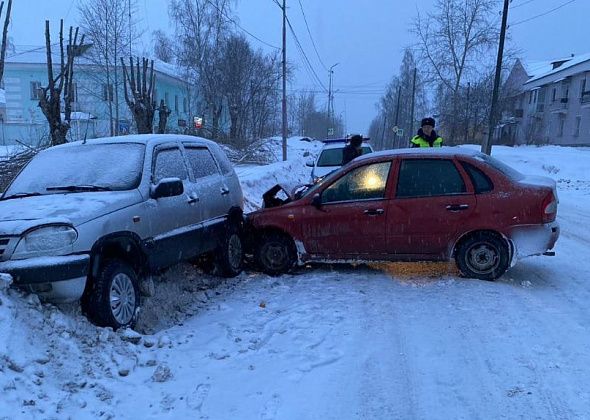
(247, 148), (560, 280)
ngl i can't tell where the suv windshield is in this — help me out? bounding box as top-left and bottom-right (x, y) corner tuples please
(4, 143), (145, 197)
(316, 146), (372, 167)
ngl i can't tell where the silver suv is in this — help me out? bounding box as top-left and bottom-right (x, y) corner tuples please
(0, 134), (244, 329)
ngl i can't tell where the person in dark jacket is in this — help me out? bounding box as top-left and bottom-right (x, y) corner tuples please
(342, 134), (363, 165)
(410, 117), (443, 147)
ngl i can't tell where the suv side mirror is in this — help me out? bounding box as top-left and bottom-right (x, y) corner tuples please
(311, 193), (322, 208)
(306, 159), (315, 167)
(150, 177), (184, 199)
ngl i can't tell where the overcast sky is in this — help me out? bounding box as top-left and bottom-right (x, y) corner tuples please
(7, 0), (588, 134)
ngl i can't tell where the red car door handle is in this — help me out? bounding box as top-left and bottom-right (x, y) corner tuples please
(364, 208), (384, 216)
(446, 204), (469, 212)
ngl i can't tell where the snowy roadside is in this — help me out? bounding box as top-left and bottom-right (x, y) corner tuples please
(0, 141), (589, 419)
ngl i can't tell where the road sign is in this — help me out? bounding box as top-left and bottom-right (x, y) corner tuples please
(392, 126), (399, 133)
(396, 128), (404, 137)
(194, 116), (203, 129)
(327, 127), (334, 136)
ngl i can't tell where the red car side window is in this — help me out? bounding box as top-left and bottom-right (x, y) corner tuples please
(322, 161), (391, 204)
(396, 159), (466, 198)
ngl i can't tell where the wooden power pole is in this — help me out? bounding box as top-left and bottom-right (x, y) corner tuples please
(281, 0), (288, 161)
(482, 0), (509, 155)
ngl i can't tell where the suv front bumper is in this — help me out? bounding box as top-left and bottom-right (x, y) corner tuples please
(0, 254), (90, 285)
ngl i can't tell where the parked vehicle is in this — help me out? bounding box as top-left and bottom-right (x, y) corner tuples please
(306, 139), (373, 184)
(248, 148), (560, 280)
(0, 134), (244, 329)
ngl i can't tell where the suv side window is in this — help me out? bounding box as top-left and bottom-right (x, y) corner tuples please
(396, 159), (466, 198)
(460, 161), (493, 193)
(322, 161), (391, 203)
(153, 147), (188, 183)
(184, 147), (220, 179)
(209, 144), (234, 175)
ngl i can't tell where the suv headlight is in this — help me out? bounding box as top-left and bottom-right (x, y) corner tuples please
(13, 225), (78, 259)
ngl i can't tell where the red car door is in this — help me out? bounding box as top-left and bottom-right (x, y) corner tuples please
(386, 158), (476, 258)
(301, 161), (393, 258)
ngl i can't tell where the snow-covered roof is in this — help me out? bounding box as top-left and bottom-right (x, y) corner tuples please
(520, 60), (555, 79)
(526, 52), (590, 84)
(4, 46), (186, 82)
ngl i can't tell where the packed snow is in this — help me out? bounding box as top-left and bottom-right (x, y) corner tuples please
(1, 138), (590, 419)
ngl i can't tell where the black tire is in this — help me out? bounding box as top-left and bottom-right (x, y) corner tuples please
(255, 233), (296, 276)
(214, 224), (244, 278)
(82, 259), (140, 330)
(455, 233), (510, 281)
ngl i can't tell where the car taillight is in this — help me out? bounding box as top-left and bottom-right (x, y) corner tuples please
(542, 191), (557, 223)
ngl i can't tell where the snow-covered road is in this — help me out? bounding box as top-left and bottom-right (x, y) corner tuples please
(1, 141), (590, 419)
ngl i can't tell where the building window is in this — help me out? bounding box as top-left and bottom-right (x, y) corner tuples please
(183, 97), (187, 113)
(164, 92), (169, 106)
(574, 116), (581, 137)
(175, 95), (179, 112)
(30, 81), (42, 100)
(552, 88), (556, 102)
(557, 118), (565, 137)
(564, 85), (570, 99)
(529, 91), (533, 104)
(103, 84), (114, 101)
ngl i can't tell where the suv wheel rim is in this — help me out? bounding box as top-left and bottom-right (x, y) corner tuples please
(466, 243), (499, 274)
(110, 273), (136, 325)
(228, 234), (242, 270)
(263, 242), (287, 270)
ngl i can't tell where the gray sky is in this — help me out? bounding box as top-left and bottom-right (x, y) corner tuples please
(7, 0), (588, 134)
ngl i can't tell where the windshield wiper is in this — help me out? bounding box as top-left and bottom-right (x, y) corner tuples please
(46, 185), (112, 192)
(0, 192), (42, 200)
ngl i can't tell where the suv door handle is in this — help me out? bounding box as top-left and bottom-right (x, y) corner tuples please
(364, 208), (384, 216)
(187, 193), (200, 204)
(220, 187), (230, 196)
(446, 204), (469, 212)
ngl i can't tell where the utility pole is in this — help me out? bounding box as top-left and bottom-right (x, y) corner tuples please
(409, 68), (417, 143)
(464, 82), (471, 144)
(281, 0), (287, 161)
(381, 114), (387, 149)
(327, 63), (339, 138)
(393, 85), (401, 148)
(482, 0), (509, 155)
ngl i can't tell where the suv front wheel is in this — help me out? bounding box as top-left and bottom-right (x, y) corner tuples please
(82, 259), (140, 329)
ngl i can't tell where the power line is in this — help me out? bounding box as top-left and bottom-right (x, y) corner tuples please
(204, 0), (280, 49)
(510, 0), (536, 9)
(297, 0), (327, 71)
(285, 15), (328, 92)
(511, 0), (576, 26)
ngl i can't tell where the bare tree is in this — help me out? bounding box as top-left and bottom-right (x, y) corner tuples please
(38, 20), (86, 146)
(0, 0), (13, 84)
(170, 0), (233, 139)
(78, 0), (139, 136)
(120, 57), (155, 134)
(157, 99), (171, 134)
(152, 30), (175, 63)
(413, 0), (499, 143)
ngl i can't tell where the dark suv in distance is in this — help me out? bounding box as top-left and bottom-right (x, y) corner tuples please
(247, 148), (559, 280)
(0, 134), (244, 329)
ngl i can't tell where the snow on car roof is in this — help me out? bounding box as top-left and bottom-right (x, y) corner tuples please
(353, 146), (481, 162)
(51, 134), (216, 149)
(321, 142), (372, 150)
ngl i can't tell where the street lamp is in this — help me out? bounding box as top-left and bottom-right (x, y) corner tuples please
(327, 63), (339, 138)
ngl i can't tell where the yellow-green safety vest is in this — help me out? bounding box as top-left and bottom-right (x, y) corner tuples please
(410, 135), (443, 147)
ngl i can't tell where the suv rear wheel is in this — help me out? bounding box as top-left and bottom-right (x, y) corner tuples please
(455, 233), (510, 281)
(255, 233), (295, 276)
(216, 224), (244, 277)
(82, 259), (140, 329)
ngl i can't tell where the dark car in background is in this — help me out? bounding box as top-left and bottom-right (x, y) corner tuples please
(248, 147), (559, 280)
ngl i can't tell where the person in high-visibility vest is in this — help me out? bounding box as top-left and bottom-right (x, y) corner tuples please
(410, 117), (443, 147)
